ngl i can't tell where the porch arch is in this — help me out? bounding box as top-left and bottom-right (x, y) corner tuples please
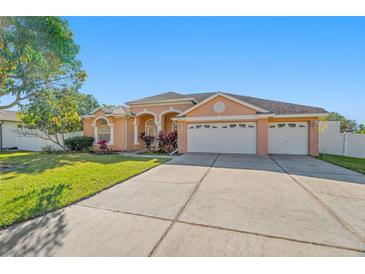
(158, 108), (182, 122)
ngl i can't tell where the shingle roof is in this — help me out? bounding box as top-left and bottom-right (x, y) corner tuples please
(0, 110), (18, 121)
(225, 93), (328, 115)
(90, 106), (131, 116)
(126, 92), (188, 104)
(126, 91), (327, 115)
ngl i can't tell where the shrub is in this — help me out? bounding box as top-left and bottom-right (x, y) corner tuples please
(96, 139), (111, 153)
(158, 131), (178, 153)
(64, 136), (94, 152)
(140, 132), (155, 151)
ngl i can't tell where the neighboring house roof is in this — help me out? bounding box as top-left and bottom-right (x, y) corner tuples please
(126, 91), (328, 115)
(0, 110), (18, 122)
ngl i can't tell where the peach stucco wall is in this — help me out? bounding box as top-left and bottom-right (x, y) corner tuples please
(82, 109), (128, 151)
(186, 95), (257, 117)
(177, 121), (187, 153)
(83, 119), (93, 137)
(269, 117), (320, 156)
(309, 120), (319, 156)
(176, 117), (321, 155)
(83, 102), (321, 156)
(257, 119), (268, 156)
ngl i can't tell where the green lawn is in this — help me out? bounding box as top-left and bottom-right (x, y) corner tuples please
(318, 154), (365, 175)
(0, 151), (166, 228)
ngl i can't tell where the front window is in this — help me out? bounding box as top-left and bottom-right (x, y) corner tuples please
(98, 118), (110, 142)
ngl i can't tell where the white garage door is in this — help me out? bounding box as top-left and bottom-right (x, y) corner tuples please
(269, 122), (308, 155)
(188, 122), (257, 154)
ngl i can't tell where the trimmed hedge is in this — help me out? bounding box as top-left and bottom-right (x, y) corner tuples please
(64, 136), (94, 151)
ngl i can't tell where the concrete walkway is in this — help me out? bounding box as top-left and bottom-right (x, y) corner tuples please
(1, 153), (365, 256)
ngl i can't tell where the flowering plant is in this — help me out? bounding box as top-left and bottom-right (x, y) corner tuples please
(158, 131), (177, 153)
(140, 133), (155, 151)
(97, 139), (109, 153)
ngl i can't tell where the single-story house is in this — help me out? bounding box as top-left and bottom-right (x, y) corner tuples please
(0, 110), (82, 151)
(0, 110), (19, 150)
(81, 92), (328, 156)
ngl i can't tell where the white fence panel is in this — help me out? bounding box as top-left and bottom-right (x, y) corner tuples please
(2, 121), (18, 148)
(319, 133), (344, 155)
(1, 121), (83, 151)
(319, 121), (365, 158)
(347, 134), (365, 158)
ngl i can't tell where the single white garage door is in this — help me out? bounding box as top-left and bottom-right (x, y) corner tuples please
(187, 122), (257, 154)
(268, 122), (308, 155)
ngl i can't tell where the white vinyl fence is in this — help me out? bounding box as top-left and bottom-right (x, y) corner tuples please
(1, 120), (82, 151)
(319, 121), (365, 158)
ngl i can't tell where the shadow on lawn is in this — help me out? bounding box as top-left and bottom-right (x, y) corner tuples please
(0, 152), (162, 175)
(0, 184), (70, 256)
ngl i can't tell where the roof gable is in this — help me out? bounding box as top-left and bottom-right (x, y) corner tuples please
(179, 93), (269, 117)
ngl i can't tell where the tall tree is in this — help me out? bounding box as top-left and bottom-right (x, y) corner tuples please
(78, 93), (99, 116)
(357, 124), (365, 134)
(19, 88), (97, 150)
(326, 112), (357, 132)
(0, 17), (86, 109)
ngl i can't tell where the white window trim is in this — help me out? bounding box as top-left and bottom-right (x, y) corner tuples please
(91, 116), (114, 145)
(133, 118), (139, 145)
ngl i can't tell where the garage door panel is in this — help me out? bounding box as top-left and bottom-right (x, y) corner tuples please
(268, 122), (308, 155)
(188, 123), (256, 154)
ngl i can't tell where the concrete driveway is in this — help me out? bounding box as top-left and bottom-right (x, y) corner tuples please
(1, 153), (365, 256)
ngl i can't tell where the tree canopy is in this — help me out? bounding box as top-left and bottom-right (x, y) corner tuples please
(326, 112), (364, 133)
(0, 16), (86, 109)
(19, 89), (99, 149)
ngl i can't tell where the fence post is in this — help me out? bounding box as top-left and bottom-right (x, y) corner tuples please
(343, 132), (349, 156)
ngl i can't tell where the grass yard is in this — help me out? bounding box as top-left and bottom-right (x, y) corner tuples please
(318, 154), (365, 175)
(0, 151), (166, 228)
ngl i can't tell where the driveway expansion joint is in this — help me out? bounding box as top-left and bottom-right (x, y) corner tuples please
(76, 204), (173, 222)
(147, 153), (221, 257)
(76, 203), (365, 253)
(269, 156), (365, 245)
(177, 220), (365, 253)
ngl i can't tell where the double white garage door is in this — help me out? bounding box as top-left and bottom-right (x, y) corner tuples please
(187, 122), (308, 155)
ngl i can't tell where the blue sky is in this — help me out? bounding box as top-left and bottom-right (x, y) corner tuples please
(66, 17), (365, 123)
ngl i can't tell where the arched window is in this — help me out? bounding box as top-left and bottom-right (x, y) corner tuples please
(145, 118), (157, 136)
(98, 118), (111, 142)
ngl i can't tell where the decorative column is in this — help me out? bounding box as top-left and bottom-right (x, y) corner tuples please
(109, 124), (114, 145)
(133, 117), (139, 145)
(155, 121), (162, 134)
